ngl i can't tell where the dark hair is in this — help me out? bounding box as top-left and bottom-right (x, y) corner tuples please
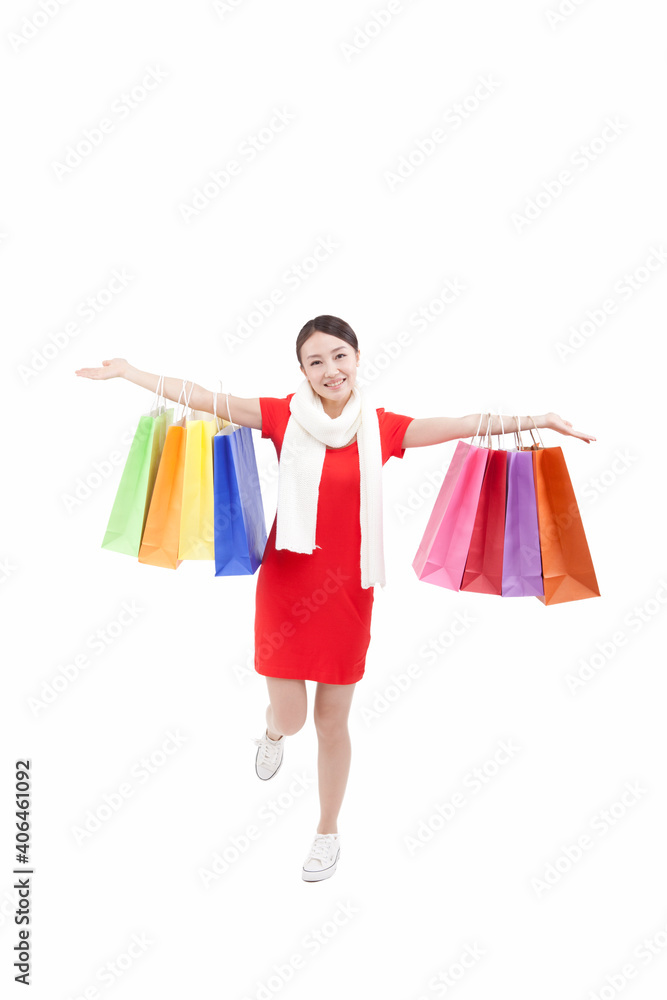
(296, 315), (359, 368)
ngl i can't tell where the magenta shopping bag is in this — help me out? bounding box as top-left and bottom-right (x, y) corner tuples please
(501, 450), (544, 597)
(460, 448), (507, 595)
(413, 441), (490, 591)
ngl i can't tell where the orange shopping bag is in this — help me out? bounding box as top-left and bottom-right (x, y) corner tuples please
(138, 381), (194, 569)
(528, 419), (601, 605)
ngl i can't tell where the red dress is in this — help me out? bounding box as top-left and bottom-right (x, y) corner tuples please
(254, 393), (414, 685)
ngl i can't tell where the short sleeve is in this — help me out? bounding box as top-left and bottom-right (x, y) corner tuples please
(377, 408), (414, 462)
(259, 395), (293, 452)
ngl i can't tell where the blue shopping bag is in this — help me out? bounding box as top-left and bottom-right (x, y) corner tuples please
(213, 423), (267, 576)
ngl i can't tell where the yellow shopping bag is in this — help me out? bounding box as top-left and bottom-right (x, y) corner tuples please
(178, 388), (229, 560)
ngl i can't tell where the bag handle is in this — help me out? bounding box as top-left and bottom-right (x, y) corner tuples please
(176, 379), (196, 422)
(226, 391), (236, 430)
(527, 414), (545, 449)
(513, 414), (543, 450)
(513, 415), (531, 450)
(472, 411), (507, 449)
(487, 412), (505, 450)
(212, 382), (222, 433)
(212, 379), (236, 432)
(470, 411), (490, 446)
(149, 374), (166, 414)
(219, 382), (237, 431)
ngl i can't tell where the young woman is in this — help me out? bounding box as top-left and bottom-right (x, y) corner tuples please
(75, 315), (596, 882)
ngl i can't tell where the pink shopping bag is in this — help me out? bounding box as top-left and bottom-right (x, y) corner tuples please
(412, 440), (490, 591)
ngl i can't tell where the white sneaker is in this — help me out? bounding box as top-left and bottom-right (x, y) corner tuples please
(251, 728), (285, 780)
(302, 833), (340, 882)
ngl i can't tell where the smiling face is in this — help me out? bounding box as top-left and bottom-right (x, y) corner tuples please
(299, 331), (360, 416)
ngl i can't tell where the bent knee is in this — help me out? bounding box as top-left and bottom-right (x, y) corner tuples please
(273, 712), (307, 736)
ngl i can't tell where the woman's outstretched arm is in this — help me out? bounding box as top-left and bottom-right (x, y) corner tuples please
(74, 358), (263, 430)
(401, 412), (596, 448)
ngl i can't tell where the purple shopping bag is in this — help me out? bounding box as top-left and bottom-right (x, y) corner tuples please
(501, 450), (544, 597)
(413, 441), (490, 591)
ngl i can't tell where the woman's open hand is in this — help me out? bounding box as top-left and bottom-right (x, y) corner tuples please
(75, 358), (129, 380)
(543, 412), (596, 443)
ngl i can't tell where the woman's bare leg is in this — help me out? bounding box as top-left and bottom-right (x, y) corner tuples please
(264, 676), (308, 738)
(313, 681), (357, 835)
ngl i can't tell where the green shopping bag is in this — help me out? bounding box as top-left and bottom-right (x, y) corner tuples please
(101, 375), (174, 556)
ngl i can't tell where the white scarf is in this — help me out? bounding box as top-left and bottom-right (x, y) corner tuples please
(275, 378), (385, 589)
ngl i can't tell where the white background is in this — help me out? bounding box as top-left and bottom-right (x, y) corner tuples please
(2, 1), (666, 998)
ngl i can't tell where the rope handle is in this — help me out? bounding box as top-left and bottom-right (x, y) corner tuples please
(226, 391), (236, 429)
(149, 374), (166, 414)
(212, 380), (237, 432)
(212, 384), (221, 432)
(527, 414), (545, 449)
(176, 379), (196, 422)
(471, 411), (490, 446)
(471, 412), (543, 451)
(513, 414), (544, 450)
(471, 411), (507, 450)
(487, 412), (505, 450)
